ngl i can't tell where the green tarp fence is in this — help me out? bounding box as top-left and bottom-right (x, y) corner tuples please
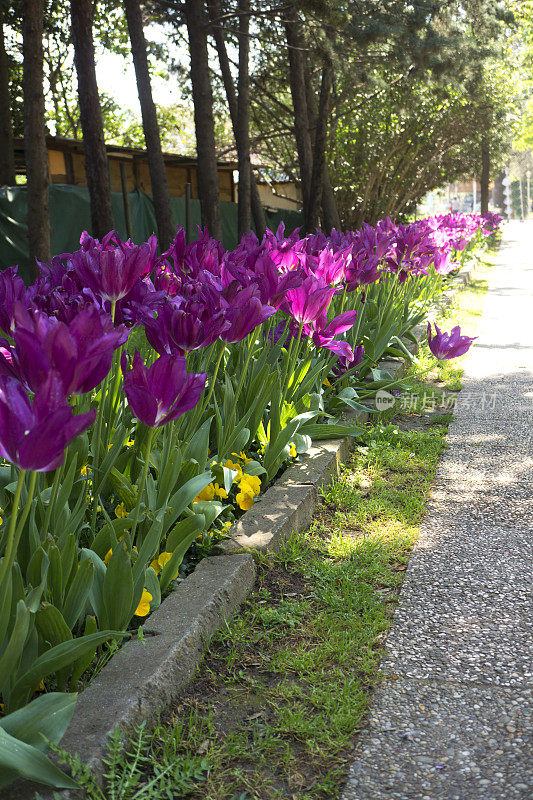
(0, 184), (304, 283)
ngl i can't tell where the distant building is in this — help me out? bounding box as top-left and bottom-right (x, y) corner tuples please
(255, 179), (302, 212)
(13, 136), (237, 203)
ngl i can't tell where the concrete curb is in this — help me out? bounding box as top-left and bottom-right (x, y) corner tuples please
(217, 434), (355, 555)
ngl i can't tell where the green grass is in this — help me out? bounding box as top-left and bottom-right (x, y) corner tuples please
(52, 247), (495, 800)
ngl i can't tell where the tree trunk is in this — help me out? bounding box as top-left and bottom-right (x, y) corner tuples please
(493, 170), (504, 213)
(480, 134), (490, 215)
(304, 59), (340, 232)
(124, 0), (174, 249)
(307, 63), (332, 231)
(185, 0), (221, 239)
(70, 0), (114, 239)
(0, 2), (16, 186)
(206, 0), (265, 237)
(22, 0), (50, 272)
(284, 10), (312, 228)
(237, 0), (251, 237)
(321, 163), (340, 231)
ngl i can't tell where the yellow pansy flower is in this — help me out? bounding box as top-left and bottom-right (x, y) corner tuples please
(135, 589), (152, 617)
(236, 489), (255, 511)
(214, 482), (228, 499)
(232, 451), (253, 464)
(115, 502), (128, 518)
(289, 442), (297, 458)
(150, 551), (174, 575)
(239, 474), (261, 496)
(80, 465), (89, 477)
(194, 483), (216, 502)
(323, 377), (332, 387)
(236, 474), (261, 511)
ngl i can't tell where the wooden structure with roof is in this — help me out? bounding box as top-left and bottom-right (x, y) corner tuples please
(13, 136), (237, 203)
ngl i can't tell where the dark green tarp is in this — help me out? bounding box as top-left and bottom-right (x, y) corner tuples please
(0, 184), (303, 283)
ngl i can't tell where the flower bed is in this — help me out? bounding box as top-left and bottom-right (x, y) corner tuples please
(0, 211), (501, 790)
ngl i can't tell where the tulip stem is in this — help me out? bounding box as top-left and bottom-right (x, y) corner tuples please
(130, 426), (155, 543)
(90, 374), (109, 535)
(14, 470), (37, 542)
(198, 342), (225, 420)
(220, 335), (255, 456)
(233, 334), (254, 411)
(106, 344), (126, 448)
(90, 301), (117, 536)
(42, 464), (63, 541)
(0, 470), (26, 590)
(282, 322), (303, 402)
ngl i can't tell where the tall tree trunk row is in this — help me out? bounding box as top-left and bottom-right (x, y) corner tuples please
(70, 0), (114, 239)
(480, 133), (490, 215)
(285, 10), (340, 232)
(185, 0), (221, 239)
(0, 1), (16, 186)
(237, 0), (251, 237)
(307, 62), (333, 230)
(22, 0), (50, 272)
(124, 0), (174, 250)
(206, 0), (266, 237)
(284, 10), (313, 228)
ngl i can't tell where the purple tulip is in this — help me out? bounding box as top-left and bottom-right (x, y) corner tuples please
(331, 345), (365, 380)
(427, 323), (476, 360)
(112, 276), (166, 329)
(121, 350), (206, 427)
(347, 256), (382, 291)
(282, 276), (337, 325)
(70, 232), (157, 302)
(220, 285), (276, 344)
(433, 249), (457, 275)
(0, 374), (96, 472)
(237, 251), (304, 308)
(0, 266), (28, 335)
(144, 299), (229, 356)
(312, 246), (351, 286)
(311, 310), (358, 361)
(3, 306), (128, 397)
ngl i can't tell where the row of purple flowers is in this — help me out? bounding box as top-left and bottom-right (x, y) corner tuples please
(0, 210), (500, 474)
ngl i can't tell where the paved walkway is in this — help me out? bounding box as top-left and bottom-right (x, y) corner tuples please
(342, 221), (533, 800)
